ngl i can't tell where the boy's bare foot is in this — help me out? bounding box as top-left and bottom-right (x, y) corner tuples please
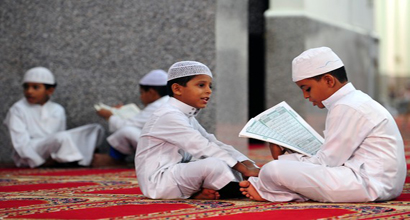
(239, 180), (267, 201)
(191, 188), (220, 200)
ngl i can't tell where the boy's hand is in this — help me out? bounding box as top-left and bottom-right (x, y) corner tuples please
(96, 109), (113, 120)
(113, 103), (123, 109)
(233, 162), (260, 179)
(243, 166), (260, 179)
(241, 160), (259, 169)
(269, 143), (285, 160)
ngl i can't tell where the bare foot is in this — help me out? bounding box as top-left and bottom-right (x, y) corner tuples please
(91, 153), (128, 167)
(191, 188), (220, 200)
(239, 180), (267, 201)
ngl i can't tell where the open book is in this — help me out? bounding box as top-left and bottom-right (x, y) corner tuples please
(239, 101), (324, 156)
(94, 103), (141, 119)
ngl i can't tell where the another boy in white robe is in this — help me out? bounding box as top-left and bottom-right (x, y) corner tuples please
(95, 70), (169, 165)
(135, 61), (259, 200)
(239, 47), (407, 202)
(4, 67), (104, 168)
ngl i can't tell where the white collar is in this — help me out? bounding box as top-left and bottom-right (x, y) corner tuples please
(322, 82), (356, 109)
(168, 97), (200, 117)
(23, 98), (51, 108)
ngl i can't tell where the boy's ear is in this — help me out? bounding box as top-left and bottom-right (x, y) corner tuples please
(46, 87), (55, 96)
(323, 74), (336, 87)
(147, 88), (156, 95)
(147, 88), (160, 98)
(171, 83), (182, 96)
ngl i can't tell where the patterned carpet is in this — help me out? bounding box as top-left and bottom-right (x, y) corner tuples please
(1, 125), (410, 219)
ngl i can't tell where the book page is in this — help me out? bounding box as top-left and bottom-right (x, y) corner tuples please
(114, 103), (141, 119)
(239, 101), (323, 156)
(94, 103), (141, 119)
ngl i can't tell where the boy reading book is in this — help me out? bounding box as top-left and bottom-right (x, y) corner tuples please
(94, 70), (169, 165)
(135, 61), (259, 199)
(240, 47), (406, 202)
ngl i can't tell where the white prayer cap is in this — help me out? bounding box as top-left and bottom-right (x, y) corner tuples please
(167, 61), (213, 81)
(292, 47), (344, 82)
(22, 67), (55, 85)
(139, 69), (168, 86)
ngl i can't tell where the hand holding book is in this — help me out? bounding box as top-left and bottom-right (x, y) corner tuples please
(239, 101), (323, 157)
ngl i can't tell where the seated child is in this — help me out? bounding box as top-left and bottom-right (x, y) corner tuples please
(3, 67), (104, 168)
(240, 47), (407, 202)
(95, 70), (169, 164)
(135, 61), (260, 200)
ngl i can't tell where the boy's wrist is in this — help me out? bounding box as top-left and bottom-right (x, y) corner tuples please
(233, 161), (259, 177)
(242, 160), (256, 167)
(233, 162), (246, 173)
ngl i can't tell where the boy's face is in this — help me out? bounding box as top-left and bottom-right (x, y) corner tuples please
(23, 82), (54, 105)
(139, 88), (157, 107)
(295, 76), (334, 109)
(173, 74), (212, 109)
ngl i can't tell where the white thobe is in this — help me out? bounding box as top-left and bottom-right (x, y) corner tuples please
(4, 98), (104, 168)
(107, 96), (169, 155)
(249, 83), (407, 202)
(135, 97), (251, 199)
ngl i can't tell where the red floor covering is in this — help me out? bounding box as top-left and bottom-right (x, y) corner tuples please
(1, 156), (409, 219)
(1, 121), (410, 219)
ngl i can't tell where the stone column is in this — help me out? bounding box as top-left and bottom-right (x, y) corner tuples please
(215, 0), (249, 154)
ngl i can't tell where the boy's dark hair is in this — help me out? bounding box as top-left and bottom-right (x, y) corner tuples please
(166, 75), (196, 97)
(44, 83), (57, 89)
(23, 83), (57, 90)
(140, 85), (168, 97)
(313, 66), (348, 83)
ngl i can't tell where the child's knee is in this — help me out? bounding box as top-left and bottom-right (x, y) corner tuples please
(54, 132), (71, 143)
(91, 123), (104, 132)
(201, 157), (230, 174)
(259, 160), (294, 185)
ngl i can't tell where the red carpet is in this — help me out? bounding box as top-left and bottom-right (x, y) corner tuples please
(1, 125), (410, 219)
(1, 154), (409, 219)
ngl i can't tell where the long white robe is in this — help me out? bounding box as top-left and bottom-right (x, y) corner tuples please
(107, 96), (169, 155)
(249, 83), (407, 202)
(135, 98), (251, 199)
(4, 98), (104, 168)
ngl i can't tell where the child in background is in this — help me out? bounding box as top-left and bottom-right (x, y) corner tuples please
(135, 61), (259, 200)
(4, 67), (104, 168)
(94, 70), (169, 165)
(240, 47), (406, 202)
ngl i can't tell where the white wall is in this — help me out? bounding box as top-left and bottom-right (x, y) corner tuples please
(268, 0), (375, 34)
(376, 0), (410, 77)
(215, 0), (249, 153)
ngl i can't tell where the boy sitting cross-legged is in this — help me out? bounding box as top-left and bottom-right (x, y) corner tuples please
(135, 61), (259, 199)
(94, 70), (169, 166)
(240, 47), (406, 203)
(4, 67), (104, 168)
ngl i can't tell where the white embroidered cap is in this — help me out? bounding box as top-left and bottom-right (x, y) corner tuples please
(22, 67), (55, 85)
(292, 47), (344, 82)
(167, 61), (213, 81)
(139, 69), (168, 86)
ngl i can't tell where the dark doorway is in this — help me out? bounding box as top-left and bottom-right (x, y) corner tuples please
(248, 0), (269, 144)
